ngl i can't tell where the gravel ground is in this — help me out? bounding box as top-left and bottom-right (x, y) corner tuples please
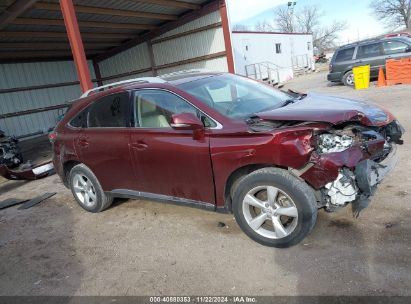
(0, 71), (410, 296)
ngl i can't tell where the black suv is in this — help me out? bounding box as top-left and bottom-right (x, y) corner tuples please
(328, 37), (411, 86)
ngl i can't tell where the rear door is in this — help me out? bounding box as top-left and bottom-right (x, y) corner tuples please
(332, 46), (356, 75)
(355, 42), (384, 78)
(76, 92), (137, 191)
(129, 89), (215, 204)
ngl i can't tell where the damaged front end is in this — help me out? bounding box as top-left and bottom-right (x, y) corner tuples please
(300, 120), (404, 217)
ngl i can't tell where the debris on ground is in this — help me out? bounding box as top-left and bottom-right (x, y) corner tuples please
(0, 129), (23, 168)
(18, 193), (56, 210)
(0, 161), (54, 181)
(0, 198), (28, 210)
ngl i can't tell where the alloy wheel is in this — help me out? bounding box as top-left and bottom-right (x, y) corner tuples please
(242, 185), (298, 239)
(346, 73), (354, 86)
(72, 173), (97, 208)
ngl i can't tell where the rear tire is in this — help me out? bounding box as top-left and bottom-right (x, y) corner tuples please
(342, 71), (354, 87)
(232, 168), (317, 248)
(69, 164), (113, 213)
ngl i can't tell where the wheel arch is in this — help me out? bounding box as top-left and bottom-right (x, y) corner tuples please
(63, 160), (82, 186)
(223, 164), (284, 212)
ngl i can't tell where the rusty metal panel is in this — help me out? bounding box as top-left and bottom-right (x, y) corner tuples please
(0, 60), (96, 138)
(96, 11), (226, 83)
(155, 10), (221, 40)
(98, 42), (151, 78)
(157, 56), (228, 76)
(153, 27), (225, 66)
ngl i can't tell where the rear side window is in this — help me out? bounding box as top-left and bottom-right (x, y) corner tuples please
(383, 41), (408, 55)
(357, 42), (383, 59)
(69, 109), (87, 128)
(88, 92), (129, 128)
(334, 47), (355, 62)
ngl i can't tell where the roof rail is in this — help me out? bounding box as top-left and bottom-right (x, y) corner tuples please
(80, 77), (166, 98)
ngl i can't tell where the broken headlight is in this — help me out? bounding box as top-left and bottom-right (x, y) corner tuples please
(317, 134), (353, 153)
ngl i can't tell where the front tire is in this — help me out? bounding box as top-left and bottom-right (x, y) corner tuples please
(69, 164), (113, 213)
(232, 168), (317, 248)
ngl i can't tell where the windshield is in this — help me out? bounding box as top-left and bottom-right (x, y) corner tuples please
(176, 74), (291, 119)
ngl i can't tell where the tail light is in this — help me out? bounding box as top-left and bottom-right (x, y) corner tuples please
(48, 131), (58, 143)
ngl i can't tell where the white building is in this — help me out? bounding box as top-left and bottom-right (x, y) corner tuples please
(231, 31), (315, 84)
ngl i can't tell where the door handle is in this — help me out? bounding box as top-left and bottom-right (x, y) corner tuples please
(131, 142), (148, 151)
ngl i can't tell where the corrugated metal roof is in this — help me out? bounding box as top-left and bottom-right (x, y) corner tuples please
(43, 0), (186, 16)
(0, 0), (14, 14)
(20, 10), (160, 25)
(0, 0), (212, 61)
(4, 24), (145, 35)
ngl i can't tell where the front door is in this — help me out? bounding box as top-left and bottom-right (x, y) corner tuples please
(383, 40), (411, 62)
(76, 92), (136, 191)
(129, 89), (215, 204)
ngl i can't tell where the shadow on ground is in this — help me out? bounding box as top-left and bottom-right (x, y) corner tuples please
(0, 178), (83, 296)
(271, 204), (411, 296)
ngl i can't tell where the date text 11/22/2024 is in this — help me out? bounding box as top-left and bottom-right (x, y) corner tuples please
(149, 296), (257, 303)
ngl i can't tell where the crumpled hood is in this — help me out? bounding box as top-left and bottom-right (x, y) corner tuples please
(257, 93), (395, 126)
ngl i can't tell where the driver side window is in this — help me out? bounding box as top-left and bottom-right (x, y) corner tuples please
(133, 90), (216, 128)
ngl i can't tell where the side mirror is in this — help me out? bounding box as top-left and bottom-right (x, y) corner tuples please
(406, 46), (411, 53)
(170, 113), (204, 131)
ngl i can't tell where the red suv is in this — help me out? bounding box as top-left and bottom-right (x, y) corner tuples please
(52, 72), (403, 247)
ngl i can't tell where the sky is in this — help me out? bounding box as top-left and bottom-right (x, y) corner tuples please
(226, 0), (387, 44)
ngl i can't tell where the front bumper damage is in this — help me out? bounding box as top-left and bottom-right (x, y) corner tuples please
(321, 144), (399, 217)
(297, 121), (403, 217)
(350, 145), (398, 216)
(355, 144), (398, 195)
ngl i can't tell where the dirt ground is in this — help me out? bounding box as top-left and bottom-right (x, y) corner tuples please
(0, 71), (410, 296)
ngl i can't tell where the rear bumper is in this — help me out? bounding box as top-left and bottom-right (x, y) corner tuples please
(355, 145), (398, 195)
(327, 72), (342, 82)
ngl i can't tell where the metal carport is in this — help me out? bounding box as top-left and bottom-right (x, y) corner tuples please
(0, 0), (234, 138)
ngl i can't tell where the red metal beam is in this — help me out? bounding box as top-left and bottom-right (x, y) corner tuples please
(219, 0), (235, 73)
(59, 0), (93, 92)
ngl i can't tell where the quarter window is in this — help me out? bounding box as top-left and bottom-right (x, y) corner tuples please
(134, 90), (216, 129)
(383, 41), (408, 55)
(88, 92), (129, 128)
(334, 47), (355, 62)
(356, 42), (383, 59)
(69, 110), (87, 128)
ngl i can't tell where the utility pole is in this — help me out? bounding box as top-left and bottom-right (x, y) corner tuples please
(288, 2), (297, 68)
(287, 1), (297, 33)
